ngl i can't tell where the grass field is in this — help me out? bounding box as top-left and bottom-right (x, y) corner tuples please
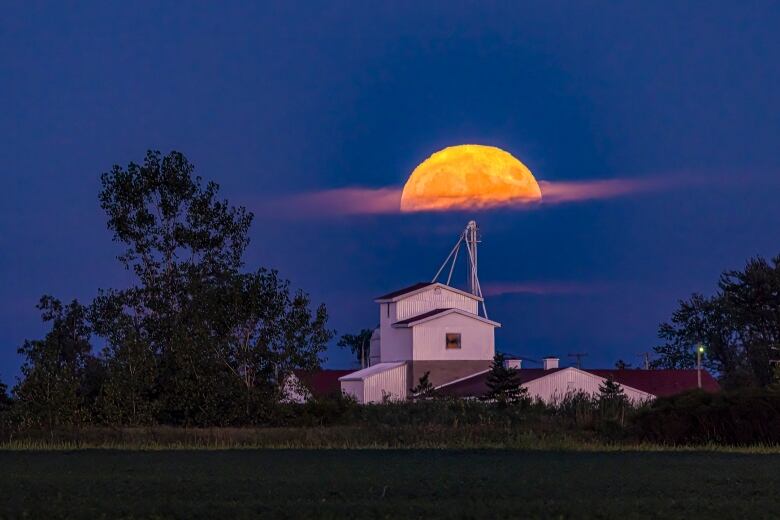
(2, 450), (780, 519)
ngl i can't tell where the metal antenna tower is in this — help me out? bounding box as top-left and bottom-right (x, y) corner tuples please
(568, 352), (588, 369)
(465, 220), (479, 296)
(432, 220), (488, 318)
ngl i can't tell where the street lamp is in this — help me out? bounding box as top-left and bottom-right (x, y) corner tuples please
(696, 344), (705, 389)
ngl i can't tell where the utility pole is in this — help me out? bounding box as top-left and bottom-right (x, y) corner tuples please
(696, 344), (704, 389)
(637, 352), (651, 370)
(361, 335), (369, 369)
(568, 352), (588, 369)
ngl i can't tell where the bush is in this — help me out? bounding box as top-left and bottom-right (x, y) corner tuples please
(633, 388), (780, 445)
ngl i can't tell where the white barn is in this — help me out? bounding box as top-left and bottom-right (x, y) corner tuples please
(436, 356), (719, 403)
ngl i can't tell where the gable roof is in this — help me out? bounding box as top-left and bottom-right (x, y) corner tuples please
(375, 282), (483, 303)
(392, 308), (500, 328)
(375, 282), (433, 301)
(338, 362), (406, 381)
(292, 369), (354, 398)
(437, 367), (719, 398)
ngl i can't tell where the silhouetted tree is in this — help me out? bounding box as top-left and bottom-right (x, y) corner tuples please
(338, 329), (373, 366)
(598, 376), (630, 426)
(14, 297), (97, 430)
(410, 371), (436, 399)
(11, 150), (333, 428)
(96, 150), (254, 424)
(485, 353), (527, 407)
(654, 256), (780, 388)
(614, 359), (632, 370)
(599, 377), (626, 402)
(90, 291), (157, 425)
(207, 269), (333, 413)
(0, 376), (10, 412)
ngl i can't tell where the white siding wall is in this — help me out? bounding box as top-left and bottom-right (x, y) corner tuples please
(523, 368), (653, 404)
(396, 287), (478, 320)
(379, 326), (412, 362)
(379, 302), (395, 331)
(363, 363), (407, 403)
(340, 380), (363, 402)
(341, 364), (408, 404)
(412, 313), (495, 361)
(376, 286), (482, 363)
(379, 302), (412, 362)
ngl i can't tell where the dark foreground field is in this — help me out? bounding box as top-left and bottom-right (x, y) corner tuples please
(1, 450), (779, 519)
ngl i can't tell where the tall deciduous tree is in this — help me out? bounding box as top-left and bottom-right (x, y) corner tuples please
(14, 297), (98, 430)
(207, 269), (332, 411)
(90, 290), (157, 425)
(654, 256), (780, 388)
(96, 150), (254, 424)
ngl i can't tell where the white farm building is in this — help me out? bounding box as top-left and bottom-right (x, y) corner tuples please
(339, 281), (500, 403)
(325, 221), (719, 404)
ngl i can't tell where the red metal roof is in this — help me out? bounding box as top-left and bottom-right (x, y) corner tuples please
(293, 369), (354, 398)
(438, 367), (719, 398)
(587, 369), (720, 396)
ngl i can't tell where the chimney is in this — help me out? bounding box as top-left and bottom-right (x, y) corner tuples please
(543, 357), (559, 370)
(504, 358), (522, 370)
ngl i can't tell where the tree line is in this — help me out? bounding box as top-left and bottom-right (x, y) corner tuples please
(2, 149), (779, 431)
(2, 151), (332, 429)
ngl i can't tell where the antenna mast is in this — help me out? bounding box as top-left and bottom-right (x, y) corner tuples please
(568, 352), (588, 369)
(466, 220), (479, 296)
(432, 220), (488, 317)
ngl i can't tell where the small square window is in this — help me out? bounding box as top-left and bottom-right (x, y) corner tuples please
(446, 333), (461, 349)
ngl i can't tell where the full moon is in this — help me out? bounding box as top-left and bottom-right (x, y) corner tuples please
(400, 144), (542, 212)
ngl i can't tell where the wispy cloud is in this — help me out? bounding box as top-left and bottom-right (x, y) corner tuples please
(265, 187), (402, 217)
(538, 176), (681, 204)
(482, 281), (610, 296)
(261, 175), (688, 217)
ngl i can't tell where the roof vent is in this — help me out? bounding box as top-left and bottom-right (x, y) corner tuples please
(543, 357), (559, 370)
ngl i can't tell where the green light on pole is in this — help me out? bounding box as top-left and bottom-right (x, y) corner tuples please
(696, 344), (704, 389)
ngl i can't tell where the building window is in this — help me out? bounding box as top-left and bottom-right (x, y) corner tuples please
(446, 333), (461, 349)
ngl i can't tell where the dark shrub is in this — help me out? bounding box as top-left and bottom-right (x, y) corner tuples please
(633, 388), (780, 445)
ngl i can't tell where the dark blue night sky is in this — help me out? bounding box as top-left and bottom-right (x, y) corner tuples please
(2, 2), (780, 381)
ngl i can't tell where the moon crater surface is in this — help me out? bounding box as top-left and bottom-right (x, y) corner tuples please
(400, 144), (542, 212)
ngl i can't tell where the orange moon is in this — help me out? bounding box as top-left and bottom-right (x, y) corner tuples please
(400, 144), (542, 212)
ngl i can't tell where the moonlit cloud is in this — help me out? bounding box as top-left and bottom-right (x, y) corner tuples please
(265, 187), (402, 217)
(482, 281), (610, 296)
(537, 177), (680, 204)
(261, 175), (688, 217)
